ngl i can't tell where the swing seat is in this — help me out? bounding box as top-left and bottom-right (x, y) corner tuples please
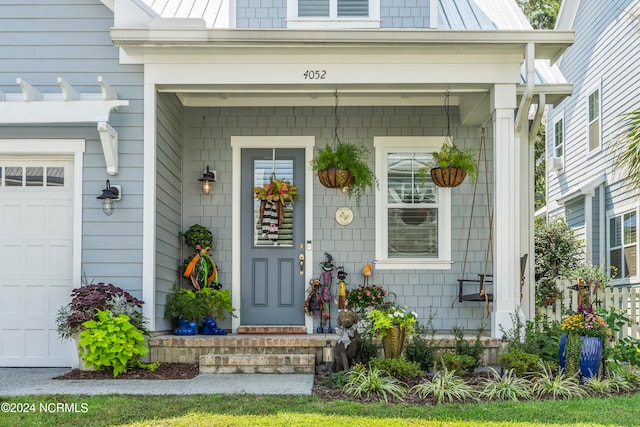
(457, 254), (528, 303)
(458, 274), (494, 302)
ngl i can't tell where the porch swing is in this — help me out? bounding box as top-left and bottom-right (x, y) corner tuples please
(455, 127), (528, 310)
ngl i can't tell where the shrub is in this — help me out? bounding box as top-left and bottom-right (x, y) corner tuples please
(368, 357), (423, 382)
(441, 351), (476, 377)
(411, 369), (474, 404)
(497, 347), (541, 377)
(359, 336), (380, 364)
(451, 325), (484, 371)
(404, 329), (435, 373)
(531, 361), (586, 399)
(343, 366), (407, 403)
(78, 309), (149, 377)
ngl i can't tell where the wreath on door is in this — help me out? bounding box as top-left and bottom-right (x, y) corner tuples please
(253, 177), (300, 241)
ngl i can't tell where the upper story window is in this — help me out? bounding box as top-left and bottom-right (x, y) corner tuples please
(374, 137), (451, 270)
(587, 87), (601, 153)
(287, 0), (380, 28)
(609, 208), (638, 281)
(549, 114), (564, 172)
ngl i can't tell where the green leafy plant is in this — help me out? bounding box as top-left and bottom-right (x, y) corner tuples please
(450, 325), (485, 372)
(411, 369), (475, 404)
(608, 337), (640, 366)
(584, 375), (620, 395)
(615, 109), (640, 192)
(367, 305), (416, 339)
(343, 366), (407, 403)
(477, 368), (533, 401)
(78, 309), (148, 377)
(359, 336), (380, 364)
(497, 347), (541, 377)
(609, 362), (640, 389)
(531, 361), (586, 399)
(164, 286), (234, 326)
(501, 312), (562, 366)
(404, 327), (436, 372)
(441, 351), (476, 377)
(423, 140), (478, 183)
(367, 357), (423, 382)
(534, 219), (584, 306)
(179, 224), (213, 251)
(346, 284), (387, 313)
(310, 142), (376, 206)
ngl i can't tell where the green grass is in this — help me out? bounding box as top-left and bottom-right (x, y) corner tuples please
(2, 393), (640, 427)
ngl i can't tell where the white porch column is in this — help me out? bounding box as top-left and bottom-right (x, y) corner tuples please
(491, 84), (521, 338)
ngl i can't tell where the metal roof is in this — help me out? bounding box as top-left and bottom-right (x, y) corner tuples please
(140, 0), (535, 30)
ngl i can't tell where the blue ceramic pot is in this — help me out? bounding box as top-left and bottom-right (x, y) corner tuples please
(173, 317), (198, 335)
(202, 317), (228, 335)
(558, 334), (603, 382)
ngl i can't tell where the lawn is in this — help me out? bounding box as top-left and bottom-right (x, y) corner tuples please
(1, 393), (639, 427)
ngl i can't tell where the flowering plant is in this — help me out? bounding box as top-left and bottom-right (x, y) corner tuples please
(561, 304), (611, 341)
(346, 284), (386, 311)
(253, 178), (300, 205)
(367, 305), (417, 339)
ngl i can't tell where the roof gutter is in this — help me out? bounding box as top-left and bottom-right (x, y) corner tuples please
(515, 43), (534, 134)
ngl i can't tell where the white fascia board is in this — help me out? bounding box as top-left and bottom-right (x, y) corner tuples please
(556, 172), (606, 205)
(0, 100), (128, 124)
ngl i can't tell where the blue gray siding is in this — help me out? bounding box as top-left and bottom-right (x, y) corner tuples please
(155, 92), (184, 330)
(0, 0), (145, 296)
(181, 105), (493, 331)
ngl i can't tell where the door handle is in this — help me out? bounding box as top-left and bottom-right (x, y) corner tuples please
(299, 254), (304, 275)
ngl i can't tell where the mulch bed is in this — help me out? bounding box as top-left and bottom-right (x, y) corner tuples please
(53, 363), (200, 380)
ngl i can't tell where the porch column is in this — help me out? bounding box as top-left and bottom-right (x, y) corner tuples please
(490, 84), (521, 338)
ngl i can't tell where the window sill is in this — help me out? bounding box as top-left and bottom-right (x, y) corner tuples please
(374, 259), (453, 270)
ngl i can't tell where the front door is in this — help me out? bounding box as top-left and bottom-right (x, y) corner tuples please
(240, 148), (306, 325)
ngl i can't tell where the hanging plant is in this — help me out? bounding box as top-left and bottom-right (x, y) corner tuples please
(423, 91), (477, 188)
(310, 91), (376, 206)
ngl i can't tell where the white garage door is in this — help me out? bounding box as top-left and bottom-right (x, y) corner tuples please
(0, 161), (75, 367)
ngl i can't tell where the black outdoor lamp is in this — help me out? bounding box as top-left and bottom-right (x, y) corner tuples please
(198, 166), (217, 195)
(96, 179), (121, 216)
(323, 339), (335, 388)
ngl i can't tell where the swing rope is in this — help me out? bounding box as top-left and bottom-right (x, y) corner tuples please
(455, 126), (494, 316)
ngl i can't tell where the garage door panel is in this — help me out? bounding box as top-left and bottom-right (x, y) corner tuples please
(0, 161), (74, 367)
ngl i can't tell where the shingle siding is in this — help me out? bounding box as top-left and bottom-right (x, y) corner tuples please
(182, 105), (493, 331)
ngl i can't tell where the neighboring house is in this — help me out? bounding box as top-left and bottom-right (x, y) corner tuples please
(0, 0), (573, 367)
(546, 1), (639, 286)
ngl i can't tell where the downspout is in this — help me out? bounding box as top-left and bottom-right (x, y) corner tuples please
(599, 182), (606, 267)
(515, 43), (535, 134)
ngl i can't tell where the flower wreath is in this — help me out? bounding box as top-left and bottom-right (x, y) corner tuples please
(253, 178), (300, 205)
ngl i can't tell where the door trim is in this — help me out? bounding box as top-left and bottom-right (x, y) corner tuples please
(231, 136), (315, 333)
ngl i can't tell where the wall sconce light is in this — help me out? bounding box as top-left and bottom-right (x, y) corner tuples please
(198, 166), (217, 195)
(96, 179), (121, 216)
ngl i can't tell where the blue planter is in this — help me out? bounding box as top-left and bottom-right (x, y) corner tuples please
(173, 318), (198, 335)
(201, 317), (227, 335)
(558, 334), (603, 382)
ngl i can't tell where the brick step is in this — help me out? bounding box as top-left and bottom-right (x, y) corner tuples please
(199, 354), (316, 374)
(237, 325), (307, 334)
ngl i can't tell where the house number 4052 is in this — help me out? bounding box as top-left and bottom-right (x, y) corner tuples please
(303, 70), (327, 80)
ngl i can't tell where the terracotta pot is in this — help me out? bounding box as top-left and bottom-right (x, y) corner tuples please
(430, 167), (466, 188)
(317, 168), (353, 189)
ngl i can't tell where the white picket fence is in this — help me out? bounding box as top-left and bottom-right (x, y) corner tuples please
(538, 285), (640, 341)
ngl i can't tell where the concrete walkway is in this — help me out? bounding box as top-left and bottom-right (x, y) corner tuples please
(0, 368), (314, 396)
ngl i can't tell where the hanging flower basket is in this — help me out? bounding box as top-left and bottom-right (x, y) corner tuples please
(317, 168), (353, 189)
(430, 166), (467, 188)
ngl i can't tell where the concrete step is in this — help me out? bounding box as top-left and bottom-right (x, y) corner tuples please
(199, 353), (316, 374)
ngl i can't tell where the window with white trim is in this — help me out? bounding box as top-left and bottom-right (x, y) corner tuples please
(554, 117), (564, 158)
(374, 137), (451, 270)
(287, 0), (380, 28)
(587, 88), (601, 152)
(609, 209), (638, 280)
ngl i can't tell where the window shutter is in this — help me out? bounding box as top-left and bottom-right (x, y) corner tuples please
(337, 0), (368, 16)
(298, 0), (330, 17)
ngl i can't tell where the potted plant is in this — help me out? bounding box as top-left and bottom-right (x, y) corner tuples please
(559, 304), (611, 382)
(367, 305), (417, 358)
(164, 286), (235, 335)
(423, 140), (477, 188)
(346, 284), (387, 316)
(310, 142), (376, 206)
